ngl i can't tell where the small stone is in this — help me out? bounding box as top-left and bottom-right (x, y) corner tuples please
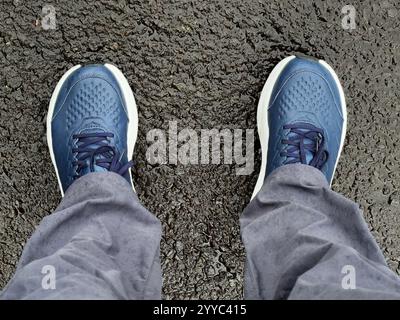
(7, 76), (22, 89)
(388, 9), (397, 18)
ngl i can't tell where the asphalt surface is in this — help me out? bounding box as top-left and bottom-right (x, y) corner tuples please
(0, 0), (399, 299)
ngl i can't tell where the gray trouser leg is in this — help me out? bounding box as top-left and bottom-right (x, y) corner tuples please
(241, 164), (400, 300)
(1, 172), (162, 300)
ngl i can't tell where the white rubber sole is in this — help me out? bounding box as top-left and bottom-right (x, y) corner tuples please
(46, 64), (138, 197)
(251, 55), (347, 200)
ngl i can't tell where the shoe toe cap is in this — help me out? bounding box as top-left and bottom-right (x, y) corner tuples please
(52, 64), (127, 120)
(269, 56), (344, 118)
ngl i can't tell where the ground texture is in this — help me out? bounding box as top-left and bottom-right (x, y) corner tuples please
(0, 0), (399, 299)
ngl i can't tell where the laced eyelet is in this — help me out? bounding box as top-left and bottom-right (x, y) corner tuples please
(281, 122), (328, 169)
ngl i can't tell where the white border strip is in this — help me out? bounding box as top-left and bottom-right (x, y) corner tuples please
(105, 64), (138, 192)
(47, 65), (82, 197)
(251, 56), (296, 200)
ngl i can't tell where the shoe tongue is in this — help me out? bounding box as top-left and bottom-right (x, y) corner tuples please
(287, 130), (314, 164)
(80, 123), (104, 134)
(78, 126), (110, 175)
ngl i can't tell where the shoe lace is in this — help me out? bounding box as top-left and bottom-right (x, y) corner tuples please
(280, 122), (328, 169)
(72, 132), (133, 179)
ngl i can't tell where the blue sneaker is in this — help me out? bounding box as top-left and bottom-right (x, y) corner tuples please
(252, 55), (347, 198)
(47, 64), (138, 196)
